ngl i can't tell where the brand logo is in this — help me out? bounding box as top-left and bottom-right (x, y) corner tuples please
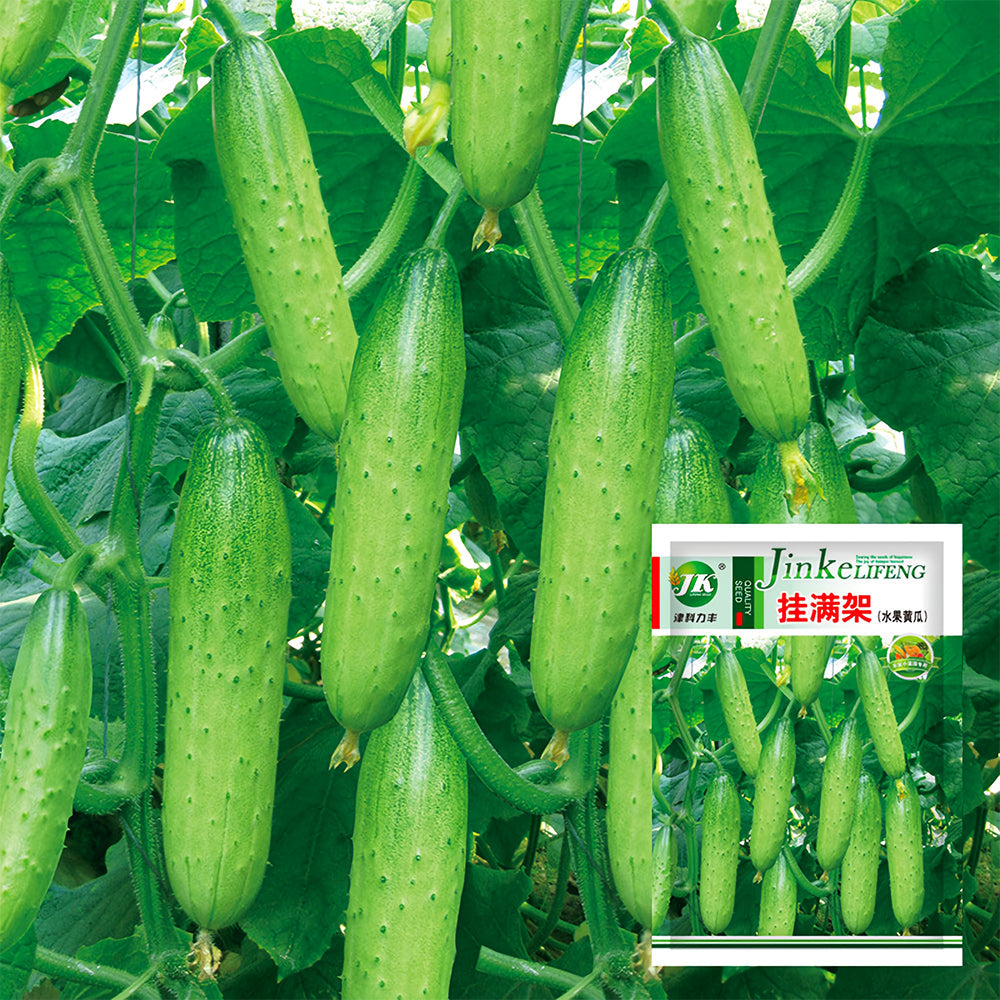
(757, 547), (928, 590)
(669, 561), (718, 607)
(887, 635), (935, 679)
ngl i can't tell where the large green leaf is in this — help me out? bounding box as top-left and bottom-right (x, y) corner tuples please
(854, 251), (999, 570)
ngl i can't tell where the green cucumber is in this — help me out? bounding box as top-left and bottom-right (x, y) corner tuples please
(751, 421), (858, 524)
(342, 669), (468, 999)
(450, 0), (561, 247)
(856, 650), (906, 779)
(651, 824), (677, 931)
(665, 0), (729, 37)
(698, 770), (740, 934)
(757, 850), (797, 936)
(657, 34), (817, 512)
(0, 585), (92, 952)
(654, 412), (732, 524)
(840, 772), (881, 934)
(786, 634), (828, 708)
(816, 717), (862, 872)
(0, 255), (22, 517)
(885, 772), (924, 929)
(607, 601), (653, 928)
(749, 717), (795, 874)
(529, 248), (674, 764)
(212, 33), (357, 443)
(714, 649), (761, 778)
(323, 248), (465, 768)
(0, 0), (72, 93)
(162, 417), (291, 932)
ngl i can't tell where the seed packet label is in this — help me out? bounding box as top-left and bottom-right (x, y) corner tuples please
(651, 524), (962, 636)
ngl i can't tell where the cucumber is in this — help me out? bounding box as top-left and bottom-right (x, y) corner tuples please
(323, 248), (465, 769)
(654, 412), (732, 524)
(426, 0), (452, 80)
(751, 421), (858, 523)
(0, 585), (92, 952)
(757, 850), (797, 936)
(607, 597), (653, 928)
(450, 0), (561, 247)
(787, 634), (828, 708)
(657, 34), (817, 512)
(885, 772), (924, 928)
(664, 0), (729, 37)
(342, 669), (468, 999)
(714, 649), (762, 778)
(856, 650), (906, 779)
(212, 33), (357, 443)
(162, 417), (291, 932)
(0, 255), (22, 517)
(651, 824), (677, 931)
(840, 772), (881, 934)
(698, 770), (740, 934)
(749, 717), (796, 875)
(0, 0), (72, 92)
(529, 248), (674, 764)
(816, 717), (863, 872)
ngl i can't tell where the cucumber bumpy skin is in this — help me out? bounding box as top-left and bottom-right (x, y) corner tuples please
(654, 412), (732, 524)
(529, 249), (674, 765)
(341, 670), (468, 1000)
(0, 255), (22, 517)
(162, 418), (291, 933)
(607, 600), (654, 928)
(787, 634), (828, 708)
(212, 34), (357, 443)
(816, 717), (863, 873)
(0, 587), (92, 953)
(657, 34), (817, 512)
(450, 0), (561, 247)
(757, 850), (797, 936)
(699, 770), (741, 934)
(0, 0), (72, 92)
(714, 649), (762, 777)
(651, 824), (678, 931)
(323, 248), (465, 769)
(840, 772), (881, 934)
(749, 717), (796, 875)
(856, 650), (906, 779)
(885, 771), (924, 929)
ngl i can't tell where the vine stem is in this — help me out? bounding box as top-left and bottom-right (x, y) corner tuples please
(420, 646), (592, 813)
(424, 178), (466, 251)
(165, 348), (236, 421)
(849, 453), (921, 493)
(204, 0), (246, 40)
(475, 947), (604, 1000)
(781, 844), (833, 898)
(741, 0), (802, 136)
(525, 830), (573, 954)
(788, 132), (873, 297)
(896, 675), (927, 735)
(632, 180), (672, 250)
(31, 946), (161, 1000)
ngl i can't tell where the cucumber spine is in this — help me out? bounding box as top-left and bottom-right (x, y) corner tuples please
(699, 770), (740, 934)
(856, 650), (906, 779)
(714, 649), (761, 777)
(749, 717), (795, 875)
(839, 772), (881, 934)
(816, 717), (862, 872)
(885, 771), (924, 929)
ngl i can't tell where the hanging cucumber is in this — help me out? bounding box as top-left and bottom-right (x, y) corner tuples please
(757, 850), (797, 936)
(529, 248), (674, 765)
(749, 717), (796, 875)
(787, 634), (829, 708)
(651, 824), (677, 931)
(212, 32), (357, 443)
(885, 772), (924, 929)
(654, 412), (732, 524)
(699, 770), (740, 934)
(714, 648), (762, 778)
(0, 583), (92, 952)
(450, 0), (561, 247)
(342, 669), (468, 999)
(815, 717), (862, 872)
(751, 420), (858, 523)
(657, 33), (818, 513)
(162, 417), (292, 935)
(839, 772), (881, 934)
(856, 650), (906, 779)
(607, 595), (654, 928)
(0, 0), (72, 111)
(323, 248), (465, 769)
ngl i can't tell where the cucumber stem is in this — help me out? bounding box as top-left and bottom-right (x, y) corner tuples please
(741, 0), (802, 136)
(811, 699), (833, 746)
(345, 157), (424, 295)
(632, 180), (672, 250)
(896, 675), (927, 735)
(205, 0), (247, 41)
(424, 177), (466, 251)
(525, 829), (573, 953)
(848, 452), (921, 493)
(165, 348), (237, 422)
(421, 645), (592, 813)
(31, 946), (162, 1000)
(511, 189), (580, 347)
(475, 947), (605, 1000)
(788, 133), (873, 298)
